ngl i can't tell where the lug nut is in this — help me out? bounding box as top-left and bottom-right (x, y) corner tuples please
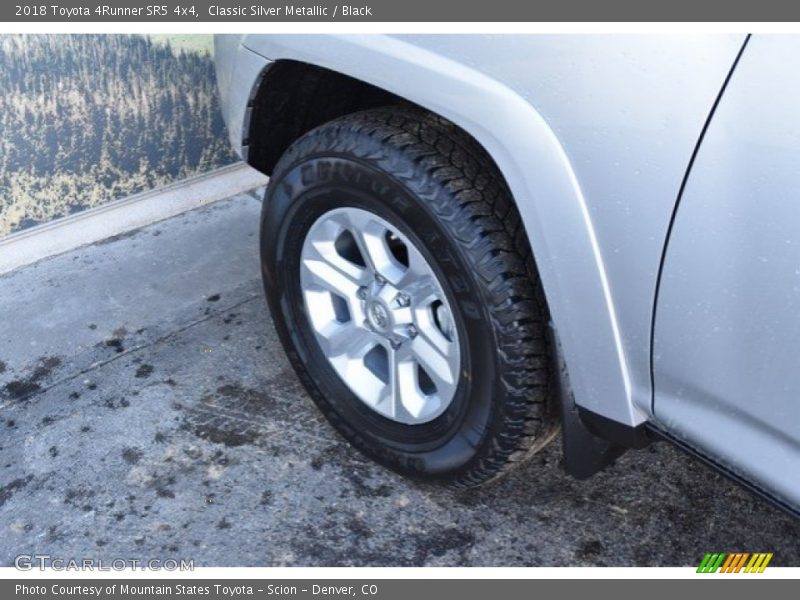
(406, 324), (418, 338)
(396, 293), (410, 307)
(356, 287), (367, 300)
(375, 274), (386, 285)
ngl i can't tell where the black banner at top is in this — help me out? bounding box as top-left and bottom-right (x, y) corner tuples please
(2, 0), (799, 22)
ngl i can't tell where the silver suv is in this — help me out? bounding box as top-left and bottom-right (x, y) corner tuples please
(215, 34), (799, 514)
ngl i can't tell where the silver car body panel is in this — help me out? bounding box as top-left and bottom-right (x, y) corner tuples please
(216, 34), (800, 509)
(215, 33), (745, 429)
(653, 35), (800, 508)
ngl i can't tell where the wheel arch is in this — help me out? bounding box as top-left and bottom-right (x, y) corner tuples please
(246, 59), (406, 177)
(238, 35), (642, 428)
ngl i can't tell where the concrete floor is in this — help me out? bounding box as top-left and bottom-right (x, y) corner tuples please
(1, 192), (798, 567)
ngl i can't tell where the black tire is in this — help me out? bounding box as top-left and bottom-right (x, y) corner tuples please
(260, 106), (558, 486)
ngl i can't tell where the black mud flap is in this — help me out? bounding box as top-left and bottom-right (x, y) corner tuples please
(552, 329), (650, 479)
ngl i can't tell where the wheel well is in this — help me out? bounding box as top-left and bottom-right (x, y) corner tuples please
(246, 60), (406, 176)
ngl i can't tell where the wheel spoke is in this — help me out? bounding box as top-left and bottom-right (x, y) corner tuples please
(344, 213), (407, 284)
(318, 323), (378, 359)
(403, 242), (435, 284)
(403, 276), (440, 307)
(382, 344), (426, 420)
(301, 242), (364, 300)
(409, 333), (458, 400)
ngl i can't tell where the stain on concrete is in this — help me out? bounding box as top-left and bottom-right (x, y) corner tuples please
(64, 487), (96, 511)
(44, 526), (65, 543)
(412, 527), (476, 564)
(0, 360), (6, 374)
(217, 383), (276, 410)
(188, 422), (258, 448)
(207, 294), (221, 302)
(2, 380), (41, 400)
(103, 397), (130, 409)
(122, 448), (144, 465)
(343, 469), (394, 499)
(0, 475), (33, 508)
(135, 364), (154, 379)
(287, 518), (477, 567)
(102, 329), (128, 354)
(155, 480), (176, 499)
(105, 338), (125, 353)
(40, 415), (65, 427)
(95, 230), (138, 246)
(32, 356), (62, 380)
(577, 539), (605, 562)
(1, 356), (63, 400)
(179, 383), (282, 448)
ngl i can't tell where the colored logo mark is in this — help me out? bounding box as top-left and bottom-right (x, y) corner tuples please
(697, 552), (773, 573)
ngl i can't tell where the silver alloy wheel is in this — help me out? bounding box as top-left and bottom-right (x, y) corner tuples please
(299, 207), (461, 425)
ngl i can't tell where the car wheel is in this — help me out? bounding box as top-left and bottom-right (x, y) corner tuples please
(260, 107), (558, 486)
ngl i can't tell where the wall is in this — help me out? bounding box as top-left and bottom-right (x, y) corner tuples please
(0, 34), (237, 236)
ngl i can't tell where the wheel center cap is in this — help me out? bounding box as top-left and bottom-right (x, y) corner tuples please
(366, 300), (391, 332)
